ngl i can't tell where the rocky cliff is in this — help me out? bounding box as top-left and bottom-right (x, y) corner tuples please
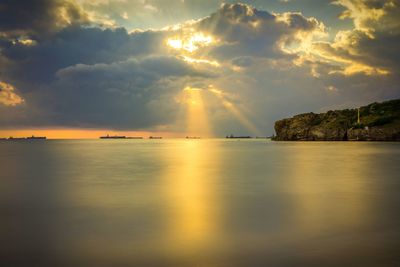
(273, 99), (400, 141)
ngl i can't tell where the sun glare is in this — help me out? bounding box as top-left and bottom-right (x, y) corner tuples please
(167, 32), (214, 53)
(167, 38), (183, 49)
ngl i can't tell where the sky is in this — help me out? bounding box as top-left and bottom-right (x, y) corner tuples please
(0, 0), (399, 138)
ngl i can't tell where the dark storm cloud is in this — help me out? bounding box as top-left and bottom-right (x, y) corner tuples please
(1, 27), (167, 86)
(0, 0), (88, 39)
(49, 56), (211, 128)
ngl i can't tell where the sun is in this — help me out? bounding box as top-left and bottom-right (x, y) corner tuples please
(166, 30), (221, 68)
(167, 32), (215, 53)
(167, 38), (183, 49)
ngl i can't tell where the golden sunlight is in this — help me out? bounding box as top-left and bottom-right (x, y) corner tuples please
(0, 81), (24, 106)
(181, 87), (212, 137)
(167, 38), (183, 50)
(164, 140), (218, 248)
(167, 32), (214, 53)
(182, 56), (220, 67)
(208, 86), (262, 136)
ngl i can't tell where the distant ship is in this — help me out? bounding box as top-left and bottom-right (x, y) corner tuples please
(4, 135), (47, 141)
(186, 136), (201, 139)
(226, 134), (251, 139)
(8, 137), (27, 140)
(126, 137), (143, 139)
(100, 134), (126, 139)
(26, 135), (46, 140)
(149, 136), (162, 139)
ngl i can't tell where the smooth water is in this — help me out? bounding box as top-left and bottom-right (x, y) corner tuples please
(1, 139), (400, 267)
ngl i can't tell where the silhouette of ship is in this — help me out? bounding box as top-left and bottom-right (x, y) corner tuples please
(100, 134), (126, 139)
(26, 135), (46, 140)
(8, 137), (26, 140)
(226, 134), (251, 139)
(149, 136), (162, 139)
(186, 136), (201, 139)
(100, 134), (143, 139)
(6, 135), (46, 140)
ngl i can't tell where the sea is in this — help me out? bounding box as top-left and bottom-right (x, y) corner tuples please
(1, 139), (400, 267)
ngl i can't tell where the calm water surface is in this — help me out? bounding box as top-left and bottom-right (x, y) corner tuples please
(1, 139), (400, 267)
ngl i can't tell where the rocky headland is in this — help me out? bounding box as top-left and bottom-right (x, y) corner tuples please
(273, 99), (400, 141)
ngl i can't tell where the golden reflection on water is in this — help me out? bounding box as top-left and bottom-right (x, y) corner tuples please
(164, 140), (218, 250)
(183, 87), (212, 137)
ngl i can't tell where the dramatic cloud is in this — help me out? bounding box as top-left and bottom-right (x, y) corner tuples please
(0, 81), (24, 106)
(0, 2), (399, 135)
(0, 0), (89, 39)
(47, 56), (213, 128)
(0, 27), (167, 86)
(192, 3), (325, 60)
(312, 0), (400, 75)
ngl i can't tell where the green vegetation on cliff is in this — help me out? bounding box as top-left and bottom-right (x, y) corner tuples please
(273, 99), (400, 141)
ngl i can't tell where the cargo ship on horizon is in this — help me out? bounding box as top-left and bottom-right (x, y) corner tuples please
(4, 135), (47, 140)
(100, 134), (126, 139)
(100, 134), (143, 139)
(27, 135), (46, 140)
(226, 134), (252, 139)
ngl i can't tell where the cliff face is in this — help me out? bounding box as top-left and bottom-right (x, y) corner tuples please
(273, 99), (400, 141)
